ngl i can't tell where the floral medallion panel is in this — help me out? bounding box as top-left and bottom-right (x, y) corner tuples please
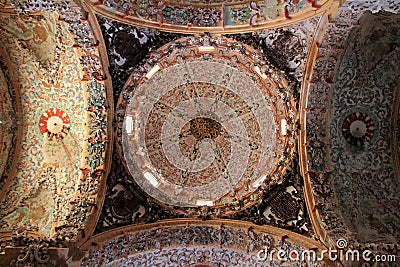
(0, 4), (110, 242)
(301, 0), (400, 253)
(328, 11), (400, 244)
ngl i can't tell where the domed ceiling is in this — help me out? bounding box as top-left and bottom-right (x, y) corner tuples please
(107, 18), (315, 229)
(0, 0), (399, 266)
(119, 36), (296, 213)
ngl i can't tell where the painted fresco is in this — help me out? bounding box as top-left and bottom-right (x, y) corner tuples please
(0, 0), (399, 266)
(0, 63), (18, 192)
(120, 36), (297, 216)
(0, 11), (108, 238)
(81, 222), (323, 266)
(87, 0), (330, 33)
(303, 1), (400, 250)
(329, 12), (400, 244)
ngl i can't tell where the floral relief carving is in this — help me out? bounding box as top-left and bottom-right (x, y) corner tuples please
(83, 223), (322, 266)
(304, 2), (400, 251)
(0, 0), (110, 243)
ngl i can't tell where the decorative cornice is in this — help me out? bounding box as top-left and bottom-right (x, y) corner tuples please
(78, 219), (326, 266)
(84, 0), (337, 34)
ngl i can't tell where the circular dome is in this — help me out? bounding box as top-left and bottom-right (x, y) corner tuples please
(120, 36), (296, 213)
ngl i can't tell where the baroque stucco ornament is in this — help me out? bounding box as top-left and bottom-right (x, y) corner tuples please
(301, 0), (400, 256)
(1, 0), (400, 266)
(0, 0), (111, 249)
(120, 36), (297, 215)
(84, 0), (332, 33)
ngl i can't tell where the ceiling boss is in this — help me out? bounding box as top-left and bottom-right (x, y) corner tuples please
(39, 108), (71, 141)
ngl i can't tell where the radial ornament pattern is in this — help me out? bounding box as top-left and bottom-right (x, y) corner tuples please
(340, 108), (377, 148)
(120, 36), (296, 214)
(39, 108), (71, 140)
